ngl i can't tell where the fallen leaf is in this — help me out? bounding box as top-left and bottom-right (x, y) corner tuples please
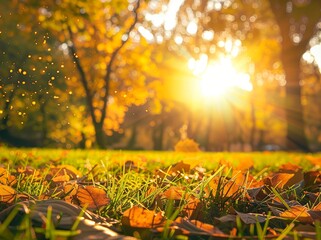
(75, 185), (110, 210)
(64, 183), (78, 203)
(235, 210), (267, 224)
(0, 167), (16, 186)
(50, 165), (82, 179)
(52, 174), (70, 183)
(235, 157), (254, 171)
(169, 161), (190, 175)
(247, 186), (269, 201)
(215, 214), (237, 223)
(122, 206), (165, 228)
(208, 177), (242, 198)
(162, 186), (186, 200)
(279, 163), (302, 173)
(175, 217), (224, 236)
(182, 198), (203, 220)
(280, 205), (313, 223)
(156, 217), (225, 237)
(304, 171), (321, 190)
(264, 173), (295, 189)
(0, 184), (16, 203)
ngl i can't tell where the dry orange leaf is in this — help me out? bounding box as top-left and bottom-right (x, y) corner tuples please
(182, 198), (202, 220)
(280, 205), (313, 223)
(162, 186), (186, 200)
(304, 171), (321, 188)
(279, 163), (302, 173)
(0, 167), (16, 186)
(50, 165), (82, 179)
(76, 185), (110, 210)
(312, 202), (321, 211)
(235, 157), (254, 171)
(122, 206), (165, 228)
(208, 177), (241, 198)
(0, 184), (16, 203)
(232, 170), (263, 188)
(166, 217), (224, 236)
(168, 161), (190, 175)
(52, 174), (70, 183)
(64, 183), (78, 203)
(264, 173), (295, 189)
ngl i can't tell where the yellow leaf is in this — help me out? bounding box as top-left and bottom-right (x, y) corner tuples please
(0, 184), (16, 203)
(122, 206), (165, 228)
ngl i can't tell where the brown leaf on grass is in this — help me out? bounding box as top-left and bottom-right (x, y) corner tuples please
(208, 177), (242, 198)
(215, 214), (237, 223)
(162, 186), (186, 200)
(0, 184), (16, 203)
(304, 171), (321, 189)
(305, 191), (320, 205)
(235, 157), (254, 171)
(64, 183), (78, 203)
(278, 163), (303, 187)
(235, 211), (267, 224)
(17, 166), (40, 177)
(304, 202), (321, 221)
(156, 217), (224, 237)
(52, 174), (70, 183)
(247, 186), (270, 201)
(121, 206), (165, 228)
(279, 163), (302, 173)
(232, 170), (263, 188)
(312, 201), (321, 211)
(280, 205), (313, 223)
(264, 163), (304, 189)
(156, 161), (190, 180)
(49, 165), (82, 180)
(174, 217), (224, 236)
(169, 161), (190, 175)
(264, 173), (295, 189)
(307, 210), (321, 221)
(0, 167), (16, 186)
(75, 185), (110, 210)
(182, 198), (203, 220)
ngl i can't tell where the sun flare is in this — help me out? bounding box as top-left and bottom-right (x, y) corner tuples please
(193, 57), (253, 99)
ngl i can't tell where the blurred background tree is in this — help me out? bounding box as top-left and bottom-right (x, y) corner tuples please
(1, 0), (321, 151)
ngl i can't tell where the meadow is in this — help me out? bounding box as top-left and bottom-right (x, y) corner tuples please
(1, 147), (321, 239)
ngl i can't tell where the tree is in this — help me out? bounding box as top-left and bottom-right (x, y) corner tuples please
(0, 1), (67, 146)
(25, 0), (159, 148)
(268, 0), (321, 151)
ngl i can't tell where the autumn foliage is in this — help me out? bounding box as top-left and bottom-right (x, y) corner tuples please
(1, 150), (321, 238)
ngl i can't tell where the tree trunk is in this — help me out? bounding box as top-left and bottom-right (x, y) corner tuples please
(127, 123), (137, 149)
(152, 122), (164, 150)
(281, 48), (309, 151)
(93, 122), (106, 149)
(267, 0), (321, 152)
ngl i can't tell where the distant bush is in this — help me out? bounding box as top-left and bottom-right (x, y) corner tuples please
(174, 138), (200, 152)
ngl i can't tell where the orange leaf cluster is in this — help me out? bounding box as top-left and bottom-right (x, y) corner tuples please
(2, 156), (321, 239)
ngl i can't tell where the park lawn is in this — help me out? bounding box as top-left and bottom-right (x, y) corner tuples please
(0, 147), (321, 239)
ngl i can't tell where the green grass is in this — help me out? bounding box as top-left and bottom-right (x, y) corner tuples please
(0, 147), (321, 239)
(0, 147), (316, 170)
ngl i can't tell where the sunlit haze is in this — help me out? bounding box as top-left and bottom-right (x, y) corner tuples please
(189, 57), (253, 99)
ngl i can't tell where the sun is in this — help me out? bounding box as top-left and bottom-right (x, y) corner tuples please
(198, 57), (253, 99)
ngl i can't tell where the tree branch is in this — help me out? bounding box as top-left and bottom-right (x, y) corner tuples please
(66, 25), (97, 124)
(100, 0), (141, 124)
